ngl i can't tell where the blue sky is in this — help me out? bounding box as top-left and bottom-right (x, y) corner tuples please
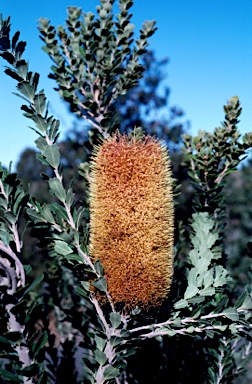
(0, 0), (252, 168)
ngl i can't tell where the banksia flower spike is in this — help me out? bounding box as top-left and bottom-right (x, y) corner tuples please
(89, 132), (174, 310)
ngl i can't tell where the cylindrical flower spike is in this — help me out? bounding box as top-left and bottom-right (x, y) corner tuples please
(89, 132), (174, 310)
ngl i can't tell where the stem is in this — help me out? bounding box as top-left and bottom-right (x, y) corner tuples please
(0, 241), (25, 286)
(75, 243), (116, 312)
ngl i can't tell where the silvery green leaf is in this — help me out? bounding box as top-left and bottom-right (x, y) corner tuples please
(200, 287), (215, 296)
(94, 350), (107, 366)
(17, 81), (34, 100)
(94, 259), (104, 275)
(184, 284), (199, 299)
(34, 92), (46, 115)
(188, 267), (198, 285)
(95, 335), (106, 351)
(92, 277), (107, 292)
(203, 270), (214, 288)
(54, 240), (73, 255)
(110, 312), (121, 329)
(43, 145), (60, 169)
(174, 299), (188, 309)
(0, 229), (11, 246)
(103, 365), (120, 381)
(42, 205), (55, 224)
(223, 308), (238, 321)
(35, 137), (47, 152)
(66, 188), (74, 207)
(49, 179), (66, 202)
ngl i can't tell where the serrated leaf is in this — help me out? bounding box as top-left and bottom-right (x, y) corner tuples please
(49, 178), (66, 202)
(17, 81), (34, 101)
(54, 240), (73, 255)
(66, 188), (74, 207)
(238, 294), (252, 310)
(48, 119), (60, 140)
(0, 229), (11, 246)
(32, 331), (48, 358)
(234, 292), (246, 308)
(174, 299), (188, 309)
(223, 307), (239, 321)
(42, 205), (55, 224)
(65, 253), (83, 263)
(203, 270), (214, 288)
(92, 277), (107, 292)
(110, 312), (121, 329)
(30, 114), (48, 133)
(200, 287), (215, 296)
(95, 335), (106, 351)
(94, 259), (104, 275)
(110, 336), (123, 347)
(35, 137), (47, 152)
(0, 369), (23, 382)
(27, 208), (46, 222)
(49, 202), (68, 221)
(16, 60), (28, 80)
(42, 145), (60, 168)
(34, 92), (46, 115)
(75, 286), (89, 298)
(94, 349), (107, 366)
(184, 284), (199, 299)
(196, 254), (211, 274)
(103, 365), (120, 381)
(36, 153), (49, 165)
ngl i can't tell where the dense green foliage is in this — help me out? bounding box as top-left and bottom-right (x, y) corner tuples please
(0, 1), (251, 383)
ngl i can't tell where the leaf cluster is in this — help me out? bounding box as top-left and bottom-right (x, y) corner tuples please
(38, 0), (157, 134)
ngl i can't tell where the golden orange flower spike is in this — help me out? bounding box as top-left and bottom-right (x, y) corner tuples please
(89, 132), (174, 310)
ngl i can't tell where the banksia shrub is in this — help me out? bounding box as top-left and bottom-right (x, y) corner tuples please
(89, 133), (174, 310)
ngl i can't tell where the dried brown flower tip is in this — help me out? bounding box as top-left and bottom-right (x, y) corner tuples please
(89, 133), (174, 310)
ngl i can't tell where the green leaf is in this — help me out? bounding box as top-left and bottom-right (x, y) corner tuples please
(0, 369), (23, 382)
(42, 145), (60, 168)
(223, 307), (239, 321)
(184, 284), (199, 300)
(42, 205), (55, 224)
(94, 349), (107, 366)
(75, 286), (89, 298)
(22, 274), (44, 297)
(95, 335), (106, 351)
(66, 188), (74, 207)
(49, 178), (66, 202)
(200, 287), (215, 296)
(103, 365), (120, 381)
(17, 81), (34, 100)
(236, 293), (252, 310)
(35, 137), (47, 152)
(174, 299), (188, 309)
(94, 259), (104, 275)
(36, 153), (49, 166)
(34, 92), (46, 115)
(92, 277), (107, 292)
(32, 331), (48, 358)
(54, 240), (73, 255)
(49, 202), (68, 221)
(0, 229), (11, 246)
(0, 335), (12, 346)
(27, 208), (46, 222)
(65, 253), (83, 263)
(110, 312), (121, 329)
(110, 336), (123, 347)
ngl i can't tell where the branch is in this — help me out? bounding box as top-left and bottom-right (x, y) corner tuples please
(0, 241), (25, 286)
